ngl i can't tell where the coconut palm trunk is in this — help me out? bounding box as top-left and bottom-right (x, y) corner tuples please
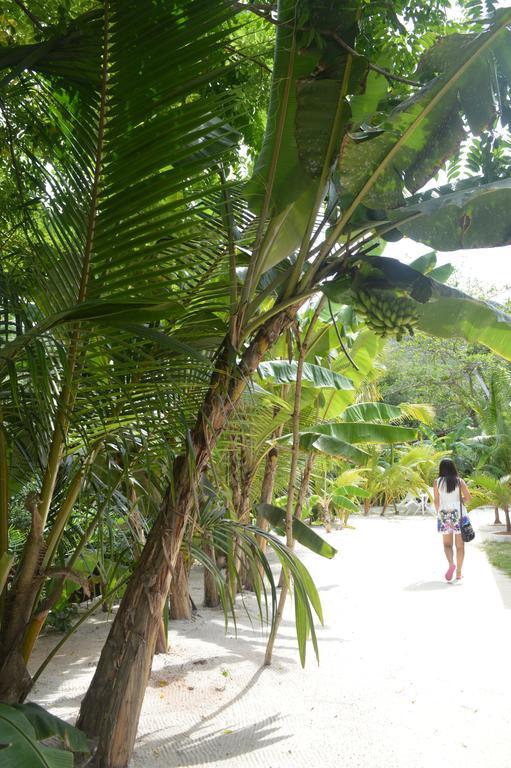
(169, 551), (192, 621)
(295, 454), (315, 521)
(77, 313), (296, 767)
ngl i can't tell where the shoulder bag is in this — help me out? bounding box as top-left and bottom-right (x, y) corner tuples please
(459, 481), (475, 542)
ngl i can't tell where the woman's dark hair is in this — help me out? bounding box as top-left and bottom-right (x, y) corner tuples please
(438, 458), (459, 493)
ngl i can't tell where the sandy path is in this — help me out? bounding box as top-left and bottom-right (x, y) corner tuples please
(30, 511), (511, 767)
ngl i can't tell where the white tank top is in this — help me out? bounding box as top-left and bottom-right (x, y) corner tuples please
(437, 477), (464, 512)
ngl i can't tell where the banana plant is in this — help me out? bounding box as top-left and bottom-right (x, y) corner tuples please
(3, 3), (511, 766)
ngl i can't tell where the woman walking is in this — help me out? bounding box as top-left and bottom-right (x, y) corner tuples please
(433, 459), (471, 582)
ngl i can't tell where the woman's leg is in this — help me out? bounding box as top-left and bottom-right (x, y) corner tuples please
(455, 534), (465, 578)
(443, 532), (454, 565)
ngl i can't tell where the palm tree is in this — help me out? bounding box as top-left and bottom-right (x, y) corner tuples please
(3, 2), (511, 766)
(469, 474), (511, 533)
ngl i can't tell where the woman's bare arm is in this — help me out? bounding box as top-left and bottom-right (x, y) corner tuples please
(433, 479), (439, 513)
(460, 478), (471, 504)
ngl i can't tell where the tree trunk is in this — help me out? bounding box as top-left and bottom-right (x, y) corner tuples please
(245, 446), (280, 592)
(229, 438), (255, 592)
(294, 454), (314, 521)
(363, 498), (370, 516)
(277, 453), (314, 588)
(154, 614), (168, 655)
(0, 494), (44, 703)
(256, 442), (281, 551)
(0, 646), (32, 704)
(169, 552), (191, 620)
(76, 478), (189, 767)
(77, 312), (297, 768)
(494, 506), (502, 525)
(505, 506), (511, 534)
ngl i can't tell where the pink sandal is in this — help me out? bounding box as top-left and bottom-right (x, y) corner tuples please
(445, 564), (455, 582)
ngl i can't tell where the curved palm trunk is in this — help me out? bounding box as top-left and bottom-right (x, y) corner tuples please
(494, 506), (502, 525)
(77, 313), (296, 768)
(256, 447), (279, 545)
(169, 552), (191, 620)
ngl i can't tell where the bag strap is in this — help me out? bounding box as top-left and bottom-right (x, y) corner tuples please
(458, 480), (463, 522)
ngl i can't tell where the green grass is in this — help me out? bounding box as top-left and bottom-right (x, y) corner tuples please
(483, 541), (511, 578)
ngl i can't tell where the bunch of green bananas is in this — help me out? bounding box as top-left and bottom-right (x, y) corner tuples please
(352, 289), (419, 341)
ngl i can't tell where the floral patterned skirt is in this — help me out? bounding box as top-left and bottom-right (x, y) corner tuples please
(437, 509), (462, 534)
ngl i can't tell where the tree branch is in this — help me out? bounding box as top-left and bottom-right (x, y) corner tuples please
(225, 43), (272, 73)
(231, 2), (276, 23)
(324, 31), (422, 87)
(12, 0), (44, 32)
(231, 3), (422, 86)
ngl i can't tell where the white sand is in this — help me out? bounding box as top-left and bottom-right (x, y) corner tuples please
(29, 510), (511, 767)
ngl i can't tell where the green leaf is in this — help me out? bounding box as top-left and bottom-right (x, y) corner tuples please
(303, 434), (371, 465)
(338, 12), (511, 213)
(294, 583), (309, 667)
(257, 360), (353, 390)
(0, 702), (87, 768)
(408, 252), (437, 274)
(348, 255), (511, 361)
(246, 1), (360, 215)
(256, 503), (337, 559)
(349, 67), (389, 126)
(415, 291), (511, 362)
(331, 494), (359, 512)
(389, 177), (511, 250)
(334, 485), (371, 499)
(341, 402), (403, 423)
(245, 0), (366, 270)
(12, 703), (89, 755)
(302, 421), (418, 444)
(426, 263), (455, 283)
(295, 72), (360, 177)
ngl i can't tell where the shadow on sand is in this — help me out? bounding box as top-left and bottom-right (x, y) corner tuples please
(403, 581), (454, 591)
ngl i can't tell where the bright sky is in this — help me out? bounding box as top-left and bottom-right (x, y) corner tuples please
(386, 240), (511, 303)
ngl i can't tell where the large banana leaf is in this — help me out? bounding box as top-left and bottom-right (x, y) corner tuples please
(256, 503), (337, 559)
(244, 0), (367, 271)
(300, 433), (371, 464)
(388, 177), (511, 250)
(341, 401), (434, 425)
(257, 360), (353, 390)
(338, 11), (511, 213)
(301, 421), (418, 444)
(0, 702), (89, 767)
(340, 402), (403, 423)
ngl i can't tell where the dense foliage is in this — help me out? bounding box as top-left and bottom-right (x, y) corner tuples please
(3, 1), (511, 766)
